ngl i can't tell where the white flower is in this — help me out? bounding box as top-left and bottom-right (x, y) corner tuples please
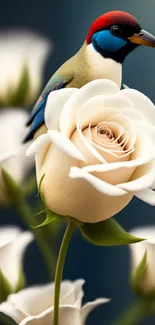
(27, 79), (155, 223)
(0, 109), (34, 202)
(0, 226), (33, 292)
(0, 30), (51, 105)
(130, 226), (155, 294)
(0, 279), (109, 325)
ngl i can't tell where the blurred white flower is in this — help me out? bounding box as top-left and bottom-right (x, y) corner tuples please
(0, 30), (51, 106)
(0, 279), (109, 325)
(0, 226), (33, 292)
(130, 226), (155, 294)
(0, 109), (34, 202)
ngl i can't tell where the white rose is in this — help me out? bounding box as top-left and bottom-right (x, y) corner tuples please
(0, 279), (109, 325)
(0, 30), (51, 105)
(130, 227), (155, 294)
(27, 79), (155, 223)
(0, 110), (34, 202)
(0, 226), (33, 293)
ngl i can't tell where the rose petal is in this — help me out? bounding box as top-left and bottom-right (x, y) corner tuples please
(135, 121), (155, 144)
(0, 110), (34, 183)
(37, 145), (132, 223)
(0, 110), (29, 159)
(68, 280), (85, 308)
(121, 89), (155, 124)
(26, 134), (51, 156)
(19, 306), (81, 325)
(6, 281), (83, 317)
(60, 79), (119, 137)
(135, 189), (155, 206)
(0, 227), (20, 248)
(0, 302), (26, 323)
(69, 167), (127, 196)
(45, 88), (78, 131)
(82, 298), (110, 323)
(121, 108), (146, 122)
(48, 130), (86, 162)
(0, 231), (33, 290)
(60, 280), (84, 307)
(76, 97), (120, 131)
(75, 125), (106, 163)
(107, 113), (136, 150)
(103, 93), (133, 109)
(118, 162), (155, 192)
(83, 132), (155, 174)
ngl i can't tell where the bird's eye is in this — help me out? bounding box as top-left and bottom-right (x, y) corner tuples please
(110, 25), (122, 37)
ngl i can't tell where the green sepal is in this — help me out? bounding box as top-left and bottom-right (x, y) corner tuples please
(76, 218), (145, 246)
(37, 174), (45, 203)
(35, 210), (46, 217)
(0, 271), (13, 303)
(34, 174), (62, 227)
(38, 174), (45, 194)
(6, 65), (30, 107)
(2, 169), (23, 207)
(33, 209), (62, 228)
(131, 251), (148, 296)
(0, 313), (18, 325)
(15, 269), (26, 293)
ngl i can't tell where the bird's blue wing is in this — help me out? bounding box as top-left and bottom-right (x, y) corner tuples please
(24, 76), (71, 143)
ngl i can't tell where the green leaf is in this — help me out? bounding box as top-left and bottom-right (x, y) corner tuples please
(2, 169), (23, 207)
(15, 269), (26, 293)
(77, 218), (145, 246)
(0, 271), (12, 303)
(33, 209), (62, 228)
(131, 251), (148, 294)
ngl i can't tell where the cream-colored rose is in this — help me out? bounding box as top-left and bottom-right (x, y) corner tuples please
(0, 30), (51, 105)
(0, 279), (109, 325)
(27, 79), (155, 223)
(130, 227), (155, 294)
(0, 226), (33, 293)
(0, 109), (34, 202)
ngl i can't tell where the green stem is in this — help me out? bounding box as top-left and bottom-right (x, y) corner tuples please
(112, 300), (153, 325)
(16, 199), (56, 280)
(54, 220), (75, 325)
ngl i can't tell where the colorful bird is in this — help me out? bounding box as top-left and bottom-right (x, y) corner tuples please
(24, 10), (155, 142)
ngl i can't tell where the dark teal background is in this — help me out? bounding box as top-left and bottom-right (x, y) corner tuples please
(1, 0), (155, 324)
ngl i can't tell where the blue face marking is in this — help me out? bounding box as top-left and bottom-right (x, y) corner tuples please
(92, 30), (127, 53)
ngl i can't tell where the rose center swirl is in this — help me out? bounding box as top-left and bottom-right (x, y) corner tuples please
(96, 124), (114, 141)
(91, 122), (117, 147)
(88, 121), (134, 160)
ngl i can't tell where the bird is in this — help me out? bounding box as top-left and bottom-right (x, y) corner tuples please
(24, 10), (155, 142)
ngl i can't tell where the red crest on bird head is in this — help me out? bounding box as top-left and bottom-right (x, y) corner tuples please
(86, 11), (140, 44)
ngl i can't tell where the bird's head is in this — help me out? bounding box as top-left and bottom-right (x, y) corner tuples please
(86, 11), (155, 63)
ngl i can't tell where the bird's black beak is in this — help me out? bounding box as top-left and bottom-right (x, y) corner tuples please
(128, 29), (155, 47)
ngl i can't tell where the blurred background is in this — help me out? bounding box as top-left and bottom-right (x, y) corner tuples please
(0, 0), (155, 324)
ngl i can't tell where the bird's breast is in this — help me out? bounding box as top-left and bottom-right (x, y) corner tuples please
(73, 44), (122, 88)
